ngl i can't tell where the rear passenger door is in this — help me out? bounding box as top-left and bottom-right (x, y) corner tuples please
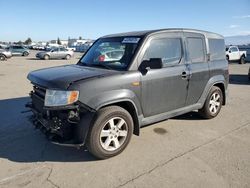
(50, 48), (60, 59)
(184, 33), (209, 106)
(58, 48), (66, 59)
(140, 32), (189, 117)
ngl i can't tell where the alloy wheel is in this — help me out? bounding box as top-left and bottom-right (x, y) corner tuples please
(99, 117), (128, 151)
(209, 92), (221, 114)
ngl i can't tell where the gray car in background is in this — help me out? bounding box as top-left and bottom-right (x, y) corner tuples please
(0, 49), (12, 61)
(36, 47), (74, 60)
(7, 45), (30, 56)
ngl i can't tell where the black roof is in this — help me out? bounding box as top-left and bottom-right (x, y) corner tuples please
(101, 28), (223, 39)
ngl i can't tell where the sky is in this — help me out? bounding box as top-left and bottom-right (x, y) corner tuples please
(0, 0), (250, 42)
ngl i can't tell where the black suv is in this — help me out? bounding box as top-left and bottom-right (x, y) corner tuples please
(27, 29), (229, 159)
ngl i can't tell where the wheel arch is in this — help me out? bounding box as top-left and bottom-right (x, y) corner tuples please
(97, 100), (140, 136)
(0, 53), (7, 58)
(198, 76), (227, 107)
(213, 82), (226, 105)
(241, 54), (246, 58)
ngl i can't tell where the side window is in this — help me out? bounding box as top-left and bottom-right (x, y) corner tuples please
(143, 38), (182, 65)
(230, 47), (238, 52)
(187, 37), (205, 63)
(208, 39), (225, 61)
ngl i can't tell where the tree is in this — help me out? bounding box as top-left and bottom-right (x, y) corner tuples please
(17, 41), (23, 45)
(57, 37), (62, 45)
(79, 36), (82, 40)
(24, 37), (32, 45)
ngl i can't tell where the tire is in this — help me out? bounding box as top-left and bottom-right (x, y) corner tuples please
(23, 51), (29, 56)
(226, 55), (229, 61)
(87, 106), (133, 159)
(65, 54), (71, 60)
(0, 54), (6, 61)
(199, 86), (223, 119)
(44, 55), (49, 60)
(239, 56), (245, 64)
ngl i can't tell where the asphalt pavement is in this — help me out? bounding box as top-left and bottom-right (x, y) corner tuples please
(0, 51), (249, 188)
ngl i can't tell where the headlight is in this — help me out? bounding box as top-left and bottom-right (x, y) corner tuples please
(45, 89), (79, 107)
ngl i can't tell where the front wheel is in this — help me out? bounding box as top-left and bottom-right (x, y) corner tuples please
(87, 106), (133, 159)
(65, 54), (71, 60)
(0, 55), (6, 61)
(23, 51), (29, 56)
(44, 55), (49, 60)
(199, 86), (223, 119)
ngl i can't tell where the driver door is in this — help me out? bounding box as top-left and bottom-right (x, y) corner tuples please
(229, 47), (239, 60)
(50, 48), (59, 59)
(140, 32), (189, 117)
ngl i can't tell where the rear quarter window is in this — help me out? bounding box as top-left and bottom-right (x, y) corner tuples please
(208, 39), (225, 61)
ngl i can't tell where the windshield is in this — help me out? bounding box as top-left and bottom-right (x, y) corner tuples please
(79, 37), (141, 70)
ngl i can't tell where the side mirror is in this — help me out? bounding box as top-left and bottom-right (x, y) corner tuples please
(207, 53), (211, 61)
(139, 58), (163, 72)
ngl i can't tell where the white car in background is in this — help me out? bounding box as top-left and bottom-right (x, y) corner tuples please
(66, 47), (76, 51)
(226, 46), (247, 64)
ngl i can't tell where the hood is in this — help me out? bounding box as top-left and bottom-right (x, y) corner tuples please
(27, 64), (116, 89)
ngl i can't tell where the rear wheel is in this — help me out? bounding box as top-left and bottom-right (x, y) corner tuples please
(199, 86), (223, 119)
(87, 106), (133, 159)
(0, 54), (6, 61)
(44, 55), (49, 60)
(239, 56), (245, 64)
(65, 54), (71, 60)
(23, 51), (29, 56)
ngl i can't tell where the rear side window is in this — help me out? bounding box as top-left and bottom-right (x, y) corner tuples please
(143, 38), (182, 65)
(208, 39), (225, 61)
(230, 47), (238, 52)
(187, 38), (205, 63)
(59, 47), (65, 51)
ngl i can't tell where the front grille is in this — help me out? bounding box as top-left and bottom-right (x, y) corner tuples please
(31, 85), (46, 113)
(33, 85), (46, 99)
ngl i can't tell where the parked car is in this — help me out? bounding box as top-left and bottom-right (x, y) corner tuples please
(248, 66), (250, 80)
(66, 47), (76, 51)
(26, 29), (229, 159)
(96, 49), (125, 62)
(36, 47), (74, 60)
(33, 45), (46, 50)
(0, 49), (12, 61)
(226, 46), (247, 64)
(7, 45), (29, 56)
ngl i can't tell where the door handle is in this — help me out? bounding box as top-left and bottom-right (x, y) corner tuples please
(181, 71), (188, 79)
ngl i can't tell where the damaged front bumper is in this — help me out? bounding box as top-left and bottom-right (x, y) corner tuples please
(26, 85), (95, 148)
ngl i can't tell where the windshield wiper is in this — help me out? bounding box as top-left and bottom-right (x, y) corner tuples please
(89, 63), (112, 70)
(79, 62), (112, 70)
